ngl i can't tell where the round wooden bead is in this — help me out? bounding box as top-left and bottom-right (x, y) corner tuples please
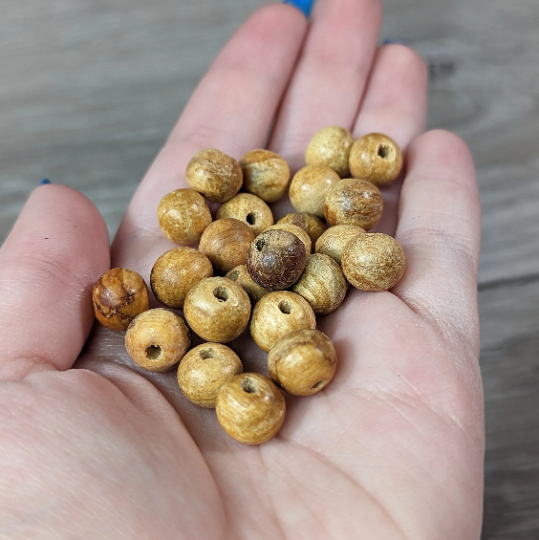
(349, 133), (403, 187)
(199, 218), (255, 274)
(264, 224), (312, 258)
(268, 329), (337, 396)
(216, 193), (274, 236)
(341, 232), (405, 291)
(240, 149), (290, 203)
(157, 189), (212, 245)
(183, 277), (251, 342)
(305, 126), (354, 177)
(314, 224), (365, 265)
(323, 178), (383, 231)
(225, 265), (270, 304)
(289, 165), (341, 219)
(276, 212), (326, 244)
(125, 308), (191, 372)
(215, 373), (286, 445)
(185, 148), (243, 203)
(250, 291), (316, 352)
(150, 247), (213, 309)
(177, 343), (243, 408)
(246, 229), (306, 290)
(92, 268), (149, 332)
(291, 253), (347, 315)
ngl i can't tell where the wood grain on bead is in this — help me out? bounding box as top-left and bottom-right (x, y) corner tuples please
(240, 149), (290, 203)
(177, 343), (243, 408)
(268, 329), (337, 396)
(92, 268), (150, 332)
(183, 277), (251, 343)
(225, 265), (269, 304)
(246, 229), (306, 290)
(250, 291), (316, 352)
(199, 218), (255, 274)
(216, 193), (274, 236)
(289, 165), (341, 219)
(314, 224), (366, 265)
(125, 308), (191, 372)
(341, 233), (406, 291)
(215, 373), (286, 445)
(349, 133), (403, 187)
(157, 188), (212, 245)
(185, 148), (243, 203)
(264, 223), (312, 258)
(291, 253), (347, 315)
(323, 178), (383, 231)
(150, 247), (213, 309)
(305, 126), (354, 178)
(277, 212), (326, 244)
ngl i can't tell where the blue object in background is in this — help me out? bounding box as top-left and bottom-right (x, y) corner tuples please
(39, 178), (52, 185)
(283, 0), (314, 18)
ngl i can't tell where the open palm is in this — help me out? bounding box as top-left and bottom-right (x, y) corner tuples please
(0, 2), (484, 538)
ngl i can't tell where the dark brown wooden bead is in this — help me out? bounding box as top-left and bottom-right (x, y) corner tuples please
(92, 268), (149, 332)
(305, 126), (354, 177)
(216, 193), (274, 236)
(246, 229), (306, 290)
(264, 224), (312, 257)
(276, 212), (326, 244)
(314, 224), (366, 265)
(225, 265), (270, 304)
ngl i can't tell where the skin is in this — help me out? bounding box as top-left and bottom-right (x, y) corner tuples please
(0, 2), (483, 539)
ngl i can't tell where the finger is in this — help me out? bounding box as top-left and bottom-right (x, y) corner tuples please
(0, 185), (110, 381)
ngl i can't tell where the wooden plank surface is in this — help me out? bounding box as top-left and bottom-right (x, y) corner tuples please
(1, 0), (539, 537)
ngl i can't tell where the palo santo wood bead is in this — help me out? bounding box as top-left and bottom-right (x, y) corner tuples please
(157, 189), (212, 245)
(250, 291), (316, 352)
(125, 308), (191, 372)
(349, 133), (403, 187)
(305, 126), (354, 177)
(216, 193), (274, 236)
(199, 218), (255, 274)
(264, 224), (312, 257)
(215, 373), (286, 445)
(323, 178), (383, 231)
(268, 329), (337, 396)
(246, 229), (306, 290)
(277, 212), (326, 244)
(93, 268), (150, 332)
(341, 232), (406, 291)
(177, 343), (243, 408)
(186, 148), (243, 203)
(225, 265), (270, 304)
(289, 165), (341, 219)
(183, 277), (251, 343)
(240, 149), (290, 203)
(314, 224), (365, 265)
(150, 247), (213, 309)
(291, 253), (347, 315)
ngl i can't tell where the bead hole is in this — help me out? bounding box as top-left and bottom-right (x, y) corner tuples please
(377, 145), (391, 159)
(145, 345), (162, 360)
(278, 301), (292, 314)
(246, 213), (257, 225)
(199, 348), (215, 360)
(256, 239), (266, 251)
(241, 378), (258, 393)
(228, 270), (240, 281)
(312, 380), (326, 391)
(213, 286), (229, 302)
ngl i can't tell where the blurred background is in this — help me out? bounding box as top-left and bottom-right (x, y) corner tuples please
(1, 0), (538, 537)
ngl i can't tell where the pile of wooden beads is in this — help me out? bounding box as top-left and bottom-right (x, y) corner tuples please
(92, 128), (405, 445)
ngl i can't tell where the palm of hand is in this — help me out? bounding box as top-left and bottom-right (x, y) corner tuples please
(0, 3), (483, 539)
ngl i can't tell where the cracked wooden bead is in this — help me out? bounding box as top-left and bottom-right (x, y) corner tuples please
(225, 265), (270, 304)
(314, 224), (365, 265)
(216, 193), (274, 236)
(305, 126), (354, 177)
(263, 224), (312, 258)
(276, 212), (326, 244)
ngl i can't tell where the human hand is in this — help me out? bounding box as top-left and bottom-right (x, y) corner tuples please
(0, 1), (483, 538)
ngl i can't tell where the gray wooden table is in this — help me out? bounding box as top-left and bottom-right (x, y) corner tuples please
(1, 0), (538, 537)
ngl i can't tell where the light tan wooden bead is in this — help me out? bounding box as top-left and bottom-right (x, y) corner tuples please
(323, 178), (383, 231)
(185, 148), (243, 203)
(157, 189), (212, 245)
(215, 373), (286, 445)
(177, 343), (243, 408)
(314, 224), (366, 265)
(150, 247), (213, 309)
(291, 253), (347, 315)
(341, 233), (405, 291)
(276, 212), (326, 244)
(92, 268), (150, 332)
(289, 165), (341, 219)
(199, 218), (255, 274)
(125, 308), (191, 372)
(264, 224), (312, 258)
(225, 265), (270, 304)
(268, 329), (337, 396)
(240, 149), (290, 203)
(216, 193), (274, 236)
(183, 277), (251, 343)
(305, 126), (354, 177)
(349, 133), (403, 187)
(250, 291), (316, 352)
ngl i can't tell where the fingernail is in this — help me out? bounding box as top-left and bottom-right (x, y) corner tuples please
(40, 178), (52, 185)
(283, 0), (314, 18)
